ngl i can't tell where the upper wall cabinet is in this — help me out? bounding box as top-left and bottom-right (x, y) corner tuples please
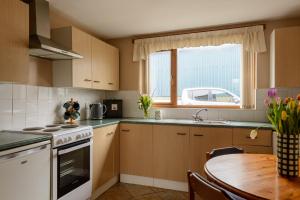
(52, 26), (119, 90)
(270, 26), (300, 88)
(91, 37), (119, 90)
(0, 0), (29, 84)
(52, 26), (92, 88)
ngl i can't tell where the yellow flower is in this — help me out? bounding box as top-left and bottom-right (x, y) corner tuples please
(281, 111), (287, 121)
(289, 100), (296, 110)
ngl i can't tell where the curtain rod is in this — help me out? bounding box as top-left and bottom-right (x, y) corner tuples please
(132, 23), (266, 43)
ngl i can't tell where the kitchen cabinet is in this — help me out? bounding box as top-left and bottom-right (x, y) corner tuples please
(52, 26), (92, 88)
(233, 128), (273, 154)
(92, 124), (119, 192)
(92, 37), (119, 90)
(270, 26), (300, 88)
(189, 127), (233, 176)
(153, 125), (189, 182)
(52, 26), (119, 90)
(0, 0), (29, 84)
(120, 123), (153, 177)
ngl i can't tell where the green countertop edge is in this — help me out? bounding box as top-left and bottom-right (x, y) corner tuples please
(0, 135), (51, 152)
(79, 118), (273, 130)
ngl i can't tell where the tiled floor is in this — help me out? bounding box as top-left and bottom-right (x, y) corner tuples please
(96, 183), (189, 200)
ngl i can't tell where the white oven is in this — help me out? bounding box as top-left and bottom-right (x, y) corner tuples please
(52, 138), (93, 200)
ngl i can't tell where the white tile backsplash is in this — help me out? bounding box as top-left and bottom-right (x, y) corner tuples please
(0, 83), (105, 130)
(0, 83), (12, 100)
(107, 88), (300, 123)
(0, 82), (299, 130)
(13, 84), (26, 100)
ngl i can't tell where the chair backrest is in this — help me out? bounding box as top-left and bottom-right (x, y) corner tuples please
(187, 171), (231, 200)
(206, 147), (244, 160)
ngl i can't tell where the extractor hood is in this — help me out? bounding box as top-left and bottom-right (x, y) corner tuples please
(28, 0), (82, 60)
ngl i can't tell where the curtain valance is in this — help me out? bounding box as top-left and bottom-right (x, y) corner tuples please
(133, 25), (266, 62)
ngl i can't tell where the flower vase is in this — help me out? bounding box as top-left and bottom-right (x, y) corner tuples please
(143, 109), (150, 119)
(277, 133), (299, 177)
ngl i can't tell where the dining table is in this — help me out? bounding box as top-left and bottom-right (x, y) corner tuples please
(204, 154), (300, 200)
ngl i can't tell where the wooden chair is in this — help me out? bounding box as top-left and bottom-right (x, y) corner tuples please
(206, 147), (244, 161)
(187, 171), (245, 200)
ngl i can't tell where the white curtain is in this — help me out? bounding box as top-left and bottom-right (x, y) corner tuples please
(133, 25), (266, 108)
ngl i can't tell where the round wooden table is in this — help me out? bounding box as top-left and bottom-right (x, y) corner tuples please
(204, 154), (300, 200)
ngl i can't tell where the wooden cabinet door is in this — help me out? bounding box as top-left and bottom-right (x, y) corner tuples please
(189, 127), (232, 176)
(113, 125), (120, 176)
(72, 27), (92, 88)
(271, 27), (300, 88)
(92, 125), (118, 192)
(233, 128), (273, 154)
(106, 45), (119, 90)
(91, 38), (119, 90)
(153, 125), (189, 182)
(91, 37), (108, 90)
(0, 0), (29, 84)
(120, 123), (153, 177)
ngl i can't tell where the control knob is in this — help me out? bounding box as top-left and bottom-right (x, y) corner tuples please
(56, 139), (63, 145)
(76, 134), (82, 140)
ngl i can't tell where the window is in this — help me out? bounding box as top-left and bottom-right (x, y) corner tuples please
(149, 44), (242, 107)
(149, 51), (172, 103)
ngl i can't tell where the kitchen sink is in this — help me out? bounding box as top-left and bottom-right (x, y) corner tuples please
(193, 120), (229, 125)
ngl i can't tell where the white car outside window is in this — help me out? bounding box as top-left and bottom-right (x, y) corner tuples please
(181, 88), (240, 106)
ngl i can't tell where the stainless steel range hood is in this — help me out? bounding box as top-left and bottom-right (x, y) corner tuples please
(28, 0), (82, 60)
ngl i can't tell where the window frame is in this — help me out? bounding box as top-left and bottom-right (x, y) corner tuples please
(151, 49), (241, 109)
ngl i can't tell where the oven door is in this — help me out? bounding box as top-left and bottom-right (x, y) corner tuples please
(57, 139), (91, 199)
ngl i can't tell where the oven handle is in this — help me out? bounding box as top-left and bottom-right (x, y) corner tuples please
(58, 142), (91, 155)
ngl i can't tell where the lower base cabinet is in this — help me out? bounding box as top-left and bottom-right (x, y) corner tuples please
(109, 123), (272, 193)
(233, 128), (273, 154)
(120, 123), (153, 177)
(92, 124), (119, 196)
(153, 125), (189, 182)
(189, 127), (233, 176)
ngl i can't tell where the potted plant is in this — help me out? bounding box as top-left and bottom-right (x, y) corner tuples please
(63, 98), (80, 124)
(138, 94), (153, 119)
(265, 88), (300, 177)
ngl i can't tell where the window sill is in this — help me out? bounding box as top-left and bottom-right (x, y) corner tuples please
(153, 104), (241, 109)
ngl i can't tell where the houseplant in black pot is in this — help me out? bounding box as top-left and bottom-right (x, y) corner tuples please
(265, 88), (300, 177)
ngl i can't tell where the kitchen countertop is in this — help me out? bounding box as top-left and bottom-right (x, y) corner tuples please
(0, 119), (272, 152)
(0, 131), (51, 152)
(79, 118), (273, 130)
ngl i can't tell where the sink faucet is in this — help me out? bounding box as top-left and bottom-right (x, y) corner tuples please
(192, 108), (208, 122)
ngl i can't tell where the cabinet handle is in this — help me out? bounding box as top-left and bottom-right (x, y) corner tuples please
(106, 132), (114, 136)
(246, 136), (258, 139)
(177, 132), (187, 136)
(93, 80), (101, 83)
(108, 82), (114, 85)
(194, 134), (204, 137)
(121, 129), (130, 132)
(84, 79), (92, 82)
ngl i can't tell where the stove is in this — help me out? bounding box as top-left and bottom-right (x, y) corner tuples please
(21, 124), (93, 148)
(17, 124), (93, 200)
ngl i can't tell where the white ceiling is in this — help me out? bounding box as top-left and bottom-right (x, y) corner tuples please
(48, 0), (300, 39)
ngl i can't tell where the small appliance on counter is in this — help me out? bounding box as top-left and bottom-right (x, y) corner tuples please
(90, 103), (107, 119)
(103, 99), (123, 118)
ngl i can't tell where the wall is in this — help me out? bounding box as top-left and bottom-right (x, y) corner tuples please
(105, 18), (300, 122)
(0, 83), (105, 130)
(107, 17), (300, 91)
(106, 88), (300, 122)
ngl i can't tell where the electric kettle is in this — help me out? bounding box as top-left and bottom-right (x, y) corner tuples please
(90, 103), (107, 119)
